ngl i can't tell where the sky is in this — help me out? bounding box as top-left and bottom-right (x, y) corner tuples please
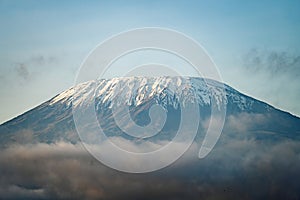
(0, 0), (300, 123)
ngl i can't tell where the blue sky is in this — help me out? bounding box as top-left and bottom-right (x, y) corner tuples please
(0, 0), (300, 123)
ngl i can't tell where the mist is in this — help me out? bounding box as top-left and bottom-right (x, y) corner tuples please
(0, 134), (300, 200)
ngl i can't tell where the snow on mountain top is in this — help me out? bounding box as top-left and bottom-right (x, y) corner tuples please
(49, 77), (256, 111)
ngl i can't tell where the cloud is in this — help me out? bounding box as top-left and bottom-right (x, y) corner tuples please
(29, 55), (59, 66)
(13, 55), (59, 81)
(243, 49), (300, 77)
(224, 113), (267, 133)
(0, 135), (300, 200)
(15, 63), (29, 80)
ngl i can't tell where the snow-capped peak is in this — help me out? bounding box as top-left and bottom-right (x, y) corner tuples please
(49, 76), (257, 111)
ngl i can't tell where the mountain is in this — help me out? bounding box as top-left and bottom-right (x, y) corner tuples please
(1, 76), (300, 200)
(0, 76), (299, 146)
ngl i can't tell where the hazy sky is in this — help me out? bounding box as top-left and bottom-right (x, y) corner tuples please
(0, 0), (300, 123)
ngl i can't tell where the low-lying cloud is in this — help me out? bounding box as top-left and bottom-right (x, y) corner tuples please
(0, 135), (300, 200)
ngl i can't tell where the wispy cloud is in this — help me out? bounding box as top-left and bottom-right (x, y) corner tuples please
(243, 49), (300, 77)
(13, 55), (59, 81)
(15, 63), (29, 80)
